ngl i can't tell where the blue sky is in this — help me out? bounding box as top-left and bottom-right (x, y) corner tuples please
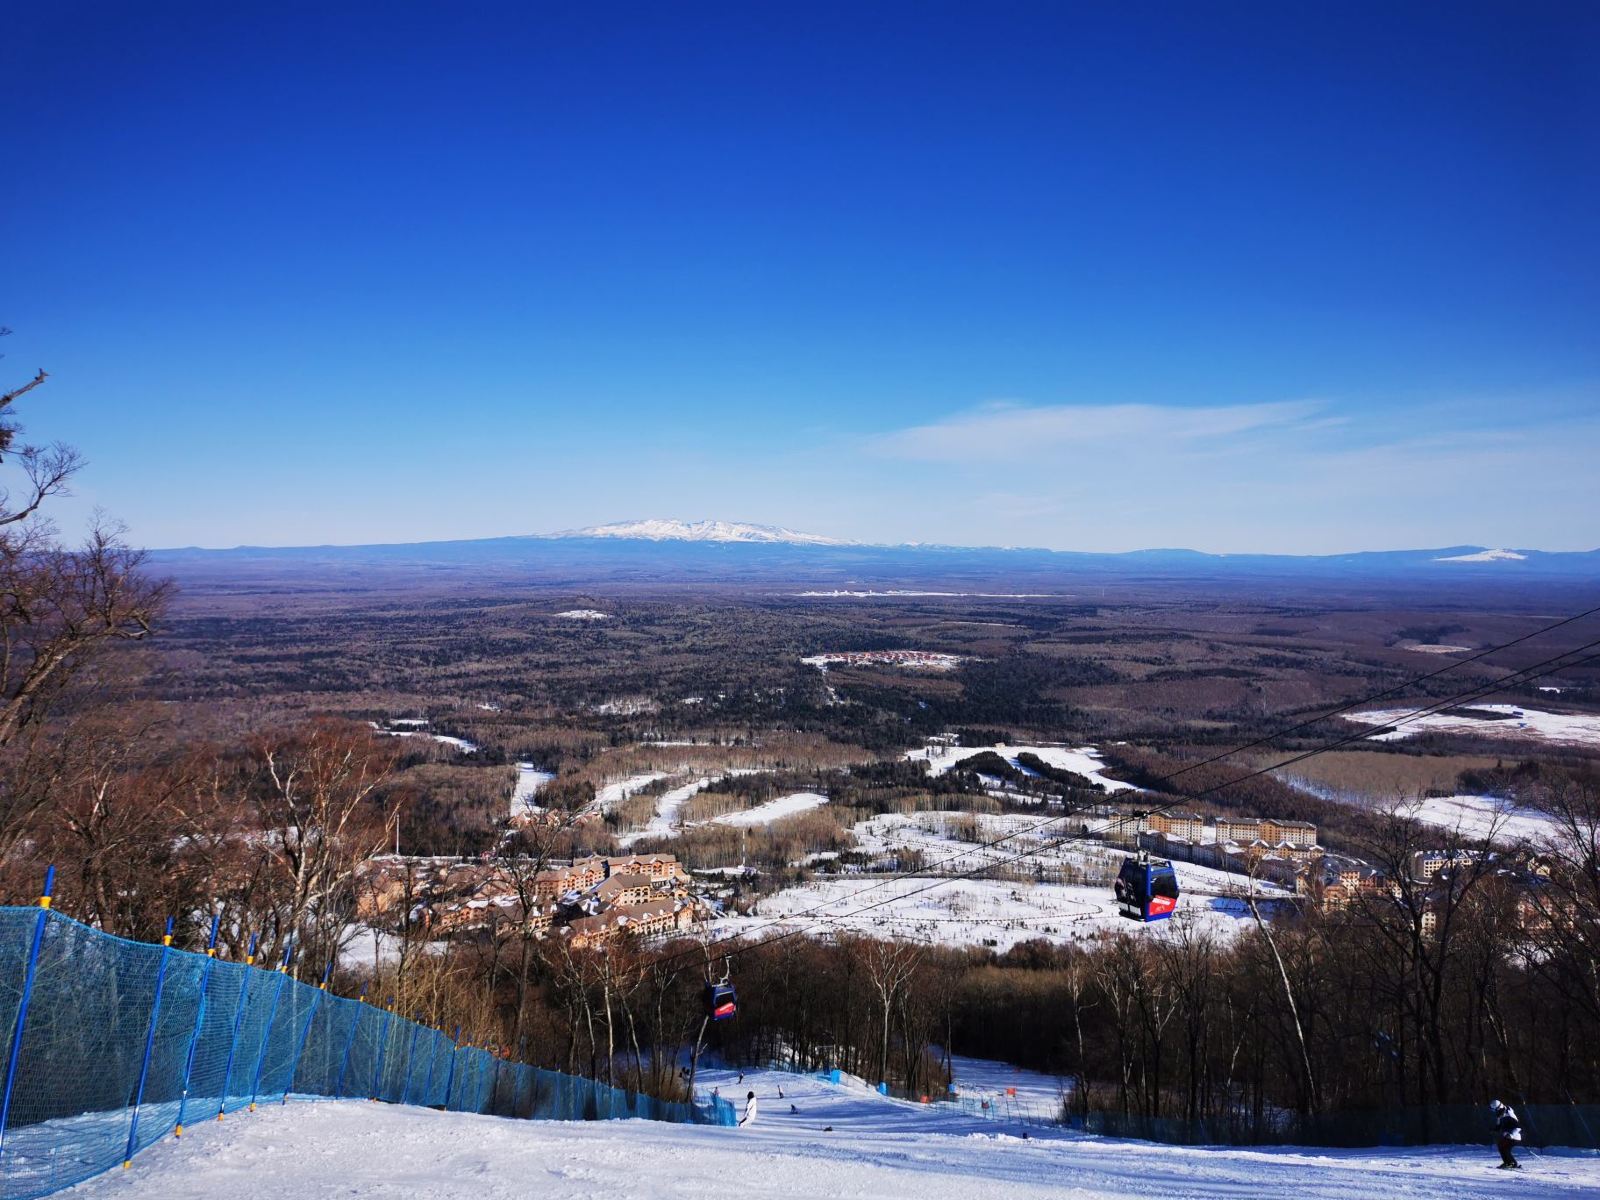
(3, 1), (1596, 553)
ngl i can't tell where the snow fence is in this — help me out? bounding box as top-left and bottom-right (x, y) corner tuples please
(0, 904), (732, 1200)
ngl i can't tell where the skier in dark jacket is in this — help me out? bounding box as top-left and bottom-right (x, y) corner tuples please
(1490, 1099), (1522, 1169)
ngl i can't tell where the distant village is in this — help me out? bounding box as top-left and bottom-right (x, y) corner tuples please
(357, 851), (711, 949)
(1127, 807), (1550, 931)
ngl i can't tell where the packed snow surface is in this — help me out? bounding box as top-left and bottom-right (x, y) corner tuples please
(1346, 704), (1600, 748)
(910, 742), (1138, 793)
(543, 519), (846, 545)
(65, 1064), (1600, 1200)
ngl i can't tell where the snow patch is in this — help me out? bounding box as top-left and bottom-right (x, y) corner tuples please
(1346, 704), (1600, 748)
(804, 651), (967, 671)
(909, 742), (1137, 793)
(1399, 794), (1560, 844)
(370, 722), (478, 754)
(593, 771), (670, 813)
(712, 792), (830, 828)
(511, 762), (555, 819)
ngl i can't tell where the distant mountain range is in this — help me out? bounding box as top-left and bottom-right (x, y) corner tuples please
(540, 520), (849, 546)
(151, 519), (1600, 589)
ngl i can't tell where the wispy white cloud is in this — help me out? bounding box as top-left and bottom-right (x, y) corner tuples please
(872, 399), (1325, 461)
(838, 394), (1600, 552)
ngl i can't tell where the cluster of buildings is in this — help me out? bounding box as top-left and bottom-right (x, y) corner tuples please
(1300, 848), (1552, 934)
(1136, 811), (1321, 885)
(800, 650), (967, 672)
(1102, 798), (1559, 939)
(357, 852), (705, 949)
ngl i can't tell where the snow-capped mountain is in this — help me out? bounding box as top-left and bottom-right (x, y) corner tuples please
(152, 531), (1600, 588)
(1433, 548), (1529, 563)
(540, 519), (848, 546)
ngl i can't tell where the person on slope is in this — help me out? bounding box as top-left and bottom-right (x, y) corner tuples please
(1490, 1099), (1522, 1169)
(738, 1090), (758, 1127)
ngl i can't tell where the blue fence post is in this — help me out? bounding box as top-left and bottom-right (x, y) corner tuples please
(418, 1024), (442, 1106)
(246, 943), (293, 1111)
(0, 866), (55, 1167)
(175, 913), (221, 1137)
(282, 960), (332, 1105)
(401, 1017), (422, 1104)
(369, 1000), (394, 1100)
(216, 934), (258, 1120)
(123, 917), (175, 1168)
(331, 985), (368, 1099)
(442, 1026), (462, 1110)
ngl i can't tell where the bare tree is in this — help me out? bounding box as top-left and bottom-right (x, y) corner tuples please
(844, 933), (925, 1087)
(248, 719), (403, 973)
(1243, 853), (1320, 1115)
(0, 340), (170, 866)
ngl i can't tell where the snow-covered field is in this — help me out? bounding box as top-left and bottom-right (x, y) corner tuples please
(1399, 794), (1561, 843)
(849, 810), (1115, 876)
(554, 608), (611, 620)
(709, 869), (1279, 951)
(1346, 705), (1600, 749)
(908, 742), (1138, 793)
(65, 1064), (1600, 1200)
(705, 802), (1290, 951)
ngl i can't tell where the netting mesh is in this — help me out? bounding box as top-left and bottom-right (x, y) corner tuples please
(0, 907), (727, 1200)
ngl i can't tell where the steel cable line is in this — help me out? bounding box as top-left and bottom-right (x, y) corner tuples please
(649, 625), (1600, 971)
(790, 641), (1600, 932)
(708, 640), (1600, 955)
(646, 609), (1600, 964)
(757, 607), (1600, 928)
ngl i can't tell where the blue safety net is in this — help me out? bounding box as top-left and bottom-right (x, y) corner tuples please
(0, 907), (728, 1199)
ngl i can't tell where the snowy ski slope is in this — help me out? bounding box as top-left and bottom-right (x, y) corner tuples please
(62, 1064), (1600, 1200)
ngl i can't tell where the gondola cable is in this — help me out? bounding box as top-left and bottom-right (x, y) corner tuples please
(644, 629), (1600, 973)
(737, 640), (1600, 951)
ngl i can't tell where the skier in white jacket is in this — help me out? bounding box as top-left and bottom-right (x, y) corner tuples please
(1490, 1099), (1522, 1169)
(738, 1090), (758, 1127)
